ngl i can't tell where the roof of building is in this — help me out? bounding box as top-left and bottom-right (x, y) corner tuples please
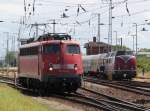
(84, 41), (111, 48)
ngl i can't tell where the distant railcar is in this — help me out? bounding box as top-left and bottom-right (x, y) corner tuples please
(18, 33), (83, 92)
(83, 51), (136, 80)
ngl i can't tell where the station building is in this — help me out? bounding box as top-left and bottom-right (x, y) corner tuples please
(84, 37), (112, 55)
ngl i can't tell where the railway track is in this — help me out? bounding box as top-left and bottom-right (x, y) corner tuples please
(106, 80), (150, 92)
(0, 75), (149, 111)
(84, 77), (150, 96)
(44, 87), (149, 111)
(78, 88), (149, 111)
(0, 75), (16, 85)
(0, 75), (36, 93)
(115, 80), (150, 89)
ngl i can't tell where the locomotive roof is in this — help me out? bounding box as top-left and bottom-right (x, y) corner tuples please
(20, 40), (80, 48)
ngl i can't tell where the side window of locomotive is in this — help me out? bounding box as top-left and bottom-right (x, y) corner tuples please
(66, 45), (80, 54)
(20, 47), (38, 56)
(43, 44), (60, 54)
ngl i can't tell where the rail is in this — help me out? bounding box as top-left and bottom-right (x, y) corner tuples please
(84, 77), (150, 96)
(0, 75), (149, 111)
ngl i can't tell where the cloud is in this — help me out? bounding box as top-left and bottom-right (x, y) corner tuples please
(0, 2), (23, 16)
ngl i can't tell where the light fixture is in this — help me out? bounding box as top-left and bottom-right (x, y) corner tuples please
(141, 27), (148, 31)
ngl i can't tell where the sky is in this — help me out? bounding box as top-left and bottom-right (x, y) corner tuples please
(0, 0), (150, 57)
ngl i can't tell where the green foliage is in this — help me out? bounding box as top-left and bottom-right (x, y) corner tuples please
(5, 51), (17, 67)
(137, 55), (150, 72)
(0, 61), (3, 67)
(140, 48), (150, 52)
(112, 45), (131, 51)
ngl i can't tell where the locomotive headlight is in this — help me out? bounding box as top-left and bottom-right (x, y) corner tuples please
(49, 64), (53, 71)
(74, 64), (78, 71)
(49, 67), (53, 71)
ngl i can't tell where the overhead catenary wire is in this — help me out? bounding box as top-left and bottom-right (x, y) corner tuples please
(36, 0), (104, 6)
(20, 0), (150, 43)
(32, 0), (36, 15)
(23, 0), (127, 27)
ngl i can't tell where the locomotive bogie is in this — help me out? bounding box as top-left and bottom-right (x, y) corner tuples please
(18, 74), (81, 92)
(112, 70), (136, 80)
(41, 74), (81, 92)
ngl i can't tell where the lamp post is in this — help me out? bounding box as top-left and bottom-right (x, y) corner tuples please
(116, 37), (123, 50)
(120, 37), (123, 49)
(93, 13), (105, 53)
(114, 31), (117, 51)
(131, 35), (135, 52)
(98, 22), (105, 53)
(133, 23), (138, 55)
(132, 22), (149, 55)
(3, 32), (9, 66)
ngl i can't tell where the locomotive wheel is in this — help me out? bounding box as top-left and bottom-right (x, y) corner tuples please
(18, 77), (28, 87)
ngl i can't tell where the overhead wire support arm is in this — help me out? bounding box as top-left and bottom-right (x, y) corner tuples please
(133, 23), (138, 56)
(97, 13), (101, 42)
(30, 23), (50, 38)
(108, 0), (113, 46)
(101, 0), (113, 52)
(132, 22), (148, 56)
(102, 0), (113, 52)
(49, 19), (59, 34)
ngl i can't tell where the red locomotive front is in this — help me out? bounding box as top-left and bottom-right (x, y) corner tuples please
(18, 33), (83, 92)
(114, 51), (136, 80)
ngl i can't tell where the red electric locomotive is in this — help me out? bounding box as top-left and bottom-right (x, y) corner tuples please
(18, 33), (83, 92)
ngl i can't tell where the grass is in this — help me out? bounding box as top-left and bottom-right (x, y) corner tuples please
(136, 55), (150, 78)
(137, 55), (150, 72)
(0, 84), (63, 111)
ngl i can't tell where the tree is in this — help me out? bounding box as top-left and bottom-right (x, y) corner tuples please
(140, 48), (150, 52)
(5, 51), (17, 67)
(112, 45), (131, 51)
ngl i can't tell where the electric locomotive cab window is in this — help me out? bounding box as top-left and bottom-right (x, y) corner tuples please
(66, 44), (80, 54)
(43, 44), (60, 54)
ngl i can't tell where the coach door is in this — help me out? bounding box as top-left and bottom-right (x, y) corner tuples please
(105, 53), (113, 80)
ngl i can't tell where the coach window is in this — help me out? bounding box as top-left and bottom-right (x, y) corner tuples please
(106, 53), (110, 57)
(66, 45), (80, 54)
(106, 59), (109, 63)
(103, 59), (106, 64)
(111, 53), (115, 57)
(43, 44), (60, 54)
